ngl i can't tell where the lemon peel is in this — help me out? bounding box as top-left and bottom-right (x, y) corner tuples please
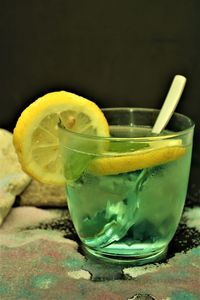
(88, 144), (186, 176)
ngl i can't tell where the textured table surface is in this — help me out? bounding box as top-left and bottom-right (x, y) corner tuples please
(0, 198), (200, 300)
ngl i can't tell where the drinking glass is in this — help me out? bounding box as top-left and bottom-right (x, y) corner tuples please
(60, 108), (194, 265)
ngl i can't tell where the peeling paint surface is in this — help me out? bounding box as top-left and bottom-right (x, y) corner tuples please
(0, 202), (200, 300)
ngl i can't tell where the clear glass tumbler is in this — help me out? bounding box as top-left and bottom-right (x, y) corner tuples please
(60, 108), (194, 265)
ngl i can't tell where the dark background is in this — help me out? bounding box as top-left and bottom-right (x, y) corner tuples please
(0, 0), (199, 191)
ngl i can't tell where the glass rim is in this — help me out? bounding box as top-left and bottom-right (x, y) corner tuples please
(60, 107), (195, 142)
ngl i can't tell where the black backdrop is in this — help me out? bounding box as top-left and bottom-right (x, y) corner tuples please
(0, 0), (199, 186)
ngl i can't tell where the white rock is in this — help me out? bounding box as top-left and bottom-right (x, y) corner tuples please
(0, 129), (31, 225)
(0, 206), (63, 233)
(19, 179), (66, 207)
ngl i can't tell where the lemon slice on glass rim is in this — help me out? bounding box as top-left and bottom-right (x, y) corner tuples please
(13, 91), (110, 185)
(13, 91), (186, 185)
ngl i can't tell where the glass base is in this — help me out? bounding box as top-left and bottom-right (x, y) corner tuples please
(82, 245), (168, 266)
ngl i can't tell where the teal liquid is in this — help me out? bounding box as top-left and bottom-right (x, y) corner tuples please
(65, 126), (192, 263)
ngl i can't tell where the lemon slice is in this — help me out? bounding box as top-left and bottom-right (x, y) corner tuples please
(13, 91), (109, 184)
(88, 142), (186, 176)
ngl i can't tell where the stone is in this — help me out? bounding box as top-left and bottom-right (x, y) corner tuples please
(19, 179), (67, 207)
(0, 129), (31, 225)
(0, 206), (67, 234)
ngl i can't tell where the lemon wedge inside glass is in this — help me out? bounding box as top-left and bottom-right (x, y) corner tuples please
(88, 140), (186, 176)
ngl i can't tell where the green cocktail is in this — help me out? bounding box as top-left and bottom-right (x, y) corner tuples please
(62, 108), (194, 265)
